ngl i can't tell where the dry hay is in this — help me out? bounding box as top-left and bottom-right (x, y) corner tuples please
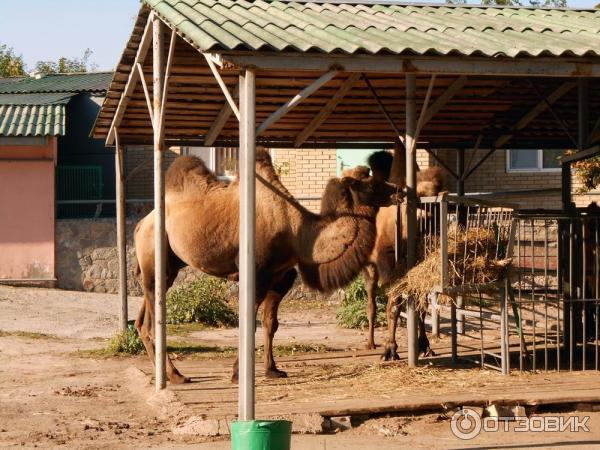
(387, 225), (512, 311)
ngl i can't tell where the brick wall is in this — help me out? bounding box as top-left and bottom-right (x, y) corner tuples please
(272, 148), (338, 212)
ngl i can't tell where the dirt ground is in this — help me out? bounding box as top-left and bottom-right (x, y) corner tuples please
(1, 284), (599, 449)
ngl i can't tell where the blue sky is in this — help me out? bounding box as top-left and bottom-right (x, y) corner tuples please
(0, 0), (597, 72)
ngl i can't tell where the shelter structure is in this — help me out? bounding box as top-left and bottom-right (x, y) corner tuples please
(94, 0), (600, 421)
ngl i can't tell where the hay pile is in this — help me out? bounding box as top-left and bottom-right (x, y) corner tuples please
(387, 225), (511, 311)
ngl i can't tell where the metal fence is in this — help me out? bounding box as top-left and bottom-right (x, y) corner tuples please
(418, 198), (600, 373)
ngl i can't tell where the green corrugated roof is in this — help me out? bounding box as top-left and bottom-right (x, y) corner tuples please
(0, 72), (112, 137)
(144, 0), (600, 58)
(0, 104), (65, 137)
(0, 72), (113, 94)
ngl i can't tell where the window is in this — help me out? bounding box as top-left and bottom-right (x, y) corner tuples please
(507, 149), (563, 172)
(184, 147), (239, 178)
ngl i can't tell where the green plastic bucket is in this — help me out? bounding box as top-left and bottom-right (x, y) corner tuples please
(231, 420), (292, 450)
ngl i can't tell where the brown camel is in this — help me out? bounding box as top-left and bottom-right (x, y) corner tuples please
(134, 150), (398, 384)
(326, 151), (444, 359)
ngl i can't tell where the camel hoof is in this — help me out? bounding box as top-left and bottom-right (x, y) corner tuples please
(265, 369), (287, 379)
(381, 343), (400, 361)
(420, 348), (436, 358)
(365, 342), (378, 350)
(231, 372), (239, 384)
(169, 373), (191, 385)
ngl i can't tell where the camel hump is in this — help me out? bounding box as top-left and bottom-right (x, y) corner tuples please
(165, 155), (218, 192)
(417, 166), (444, 197)
(342, 165), (370, 180)
(320, 178), (352, 216)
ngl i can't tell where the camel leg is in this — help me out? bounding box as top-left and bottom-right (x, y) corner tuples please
(231, 269), (297, 383)
(262, 269), (297, 379)
(364, 265), (379, 350)
(418, 311), (435, 357)
(231, 293), (265, 384)
(382, 295), (401, 361)
(136, 252), (189, 385)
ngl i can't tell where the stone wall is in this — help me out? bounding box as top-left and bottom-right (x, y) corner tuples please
(55, 219), (338, 302)
(55, 219), (203, 295)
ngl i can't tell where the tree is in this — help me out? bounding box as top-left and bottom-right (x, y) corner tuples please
(0, 44), (26, 77)
(34, 48), (98, 75)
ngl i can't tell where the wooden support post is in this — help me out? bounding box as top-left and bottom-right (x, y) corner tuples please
(405, 73), (418, 368)
(238, 69), (256, 421)
(456, 149), (465, 335)
(115, 129), (128, 332)
(152, 15), (167, 391)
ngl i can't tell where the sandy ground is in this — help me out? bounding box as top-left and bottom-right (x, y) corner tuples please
(1, 285), (599, 449)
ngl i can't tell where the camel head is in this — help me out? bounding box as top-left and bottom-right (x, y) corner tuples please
(340, 175), (401, 209)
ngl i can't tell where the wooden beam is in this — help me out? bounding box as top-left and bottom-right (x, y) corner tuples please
(294, 72), (360, 147)
(529, 79), (577, 148)
(256, 70), (338, 136)
(204, 84), (239, 146)
(419, 76), (467, 130)
(462, 147), (496, 181)
(222, 53), (600, 77)
(413, 74), (436, 150)
(136, 63), (154, 128)
(114, 129), (128, 333)
(158, 28), (176, 142)
(495, 81), (577, 149)
(423, 148), (459, 180)
(561, 145), (600, 164)
(203, 52), (240, 121)
(363, 74), (405, 147)
(107, 13), (154, 145)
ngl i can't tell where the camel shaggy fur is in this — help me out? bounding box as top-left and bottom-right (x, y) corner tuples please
(327, 151), (444, 357)
(134, 150), (397, 384)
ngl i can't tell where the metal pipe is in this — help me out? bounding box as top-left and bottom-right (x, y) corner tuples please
(115, 130), (128, 332)
(405, 73), (418, 368)
(152, 15), (167, 391)
(238, 69), (257, 421)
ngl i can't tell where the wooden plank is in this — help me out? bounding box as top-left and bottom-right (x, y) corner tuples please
(419, 76), (467, 129)
(203, 52), (240, 121)
(136, 63), (154, 128)
(205, 84), (239, 146)
(107, 13), (154, 145)
(222, 53), (600, 77)
(256, 70), (338, 136)
(494, 81), (577, 148)
(294, 72), (361, 147)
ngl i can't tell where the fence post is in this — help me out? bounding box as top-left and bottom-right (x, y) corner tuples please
(500, 278), (509, 375)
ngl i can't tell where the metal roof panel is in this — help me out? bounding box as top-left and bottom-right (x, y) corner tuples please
(143, 0), (600, 57)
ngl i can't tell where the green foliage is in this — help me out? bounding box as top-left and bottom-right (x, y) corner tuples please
(337, 276), (387, 329)
(34, 48), (97, 75)
(0, 44), (26, 77)
(107, 324), (145, 355)
(571, 153), (600, 193)
(166, 277), (238, 326)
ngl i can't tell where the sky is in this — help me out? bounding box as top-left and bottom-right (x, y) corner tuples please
(0, 0), (598, 72)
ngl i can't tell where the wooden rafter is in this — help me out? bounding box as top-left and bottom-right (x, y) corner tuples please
(294, 72), (361, 147)
(419, 76), (467, 129)
(136, 63), (154, 128)
(203, 52), (240, 122)
(494, 81), (577, 149)
(363, 74), (405, 147)
(204, 84), (239, 146)
(256, 70), (338, 136)
(107, 13), (154, 145)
